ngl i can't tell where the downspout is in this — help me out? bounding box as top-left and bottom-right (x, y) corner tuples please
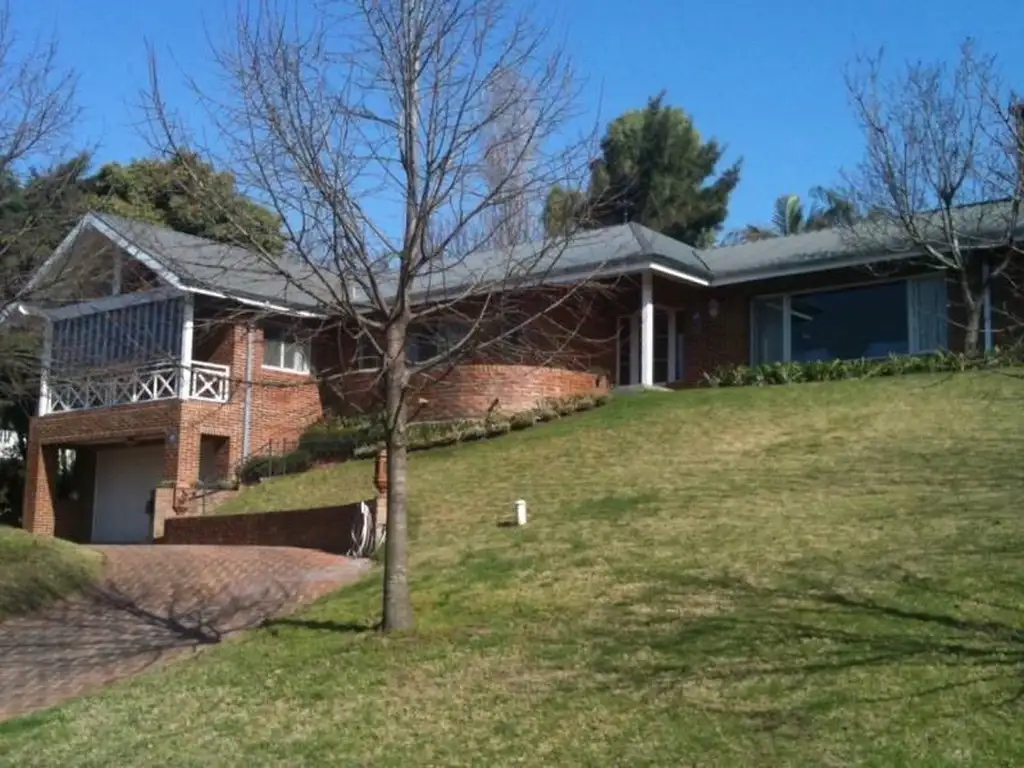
(241, 323), (254, 458)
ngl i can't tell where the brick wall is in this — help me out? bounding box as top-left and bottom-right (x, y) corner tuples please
(161, 499), (375, 554)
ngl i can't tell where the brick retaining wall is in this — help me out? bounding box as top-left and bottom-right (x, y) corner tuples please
(160, 499), (376, 554)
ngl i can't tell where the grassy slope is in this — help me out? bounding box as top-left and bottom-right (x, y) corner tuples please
(0, 527), (104, 622)
(4, 372), (1024, 766)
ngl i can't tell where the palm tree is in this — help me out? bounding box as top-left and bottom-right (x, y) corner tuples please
(736, 187), (857, 243)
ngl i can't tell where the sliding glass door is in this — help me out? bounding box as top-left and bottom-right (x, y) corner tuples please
(751, 275), (948, 365)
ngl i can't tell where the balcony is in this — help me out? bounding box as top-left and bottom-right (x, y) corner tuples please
(46, 361), (231, 414)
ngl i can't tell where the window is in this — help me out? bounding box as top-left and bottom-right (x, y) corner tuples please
(354, 336), (381, 370)
(263, 327), (310, 373)
(751, 276), (948, 365)
(406, 321), (469, 365)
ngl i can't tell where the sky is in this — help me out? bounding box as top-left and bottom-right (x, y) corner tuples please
(23, 0), (1024, 235)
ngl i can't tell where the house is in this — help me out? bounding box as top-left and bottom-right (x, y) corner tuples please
(12, 205), (1022, 544)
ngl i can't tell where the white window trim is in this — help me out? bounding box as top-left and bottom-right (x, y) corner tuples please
(262, 329), (311, 375)
(749, 272), (949, 365)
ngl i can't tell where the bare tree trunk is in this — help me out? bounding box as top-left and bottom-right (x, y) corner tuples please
(383, 319), (414, 631)
(964, 297), (983, 356)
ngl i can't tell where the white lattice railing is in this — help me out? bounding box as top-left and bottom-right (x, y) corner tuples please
(46, 361), (231, 414)
(189, 362), (231, 403)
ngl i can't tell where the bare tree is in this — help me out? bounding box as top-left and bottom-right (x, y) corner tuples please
(145, 0), (601, 630)
(844, 40), (1024, 355)
(0, 2), (81, 339)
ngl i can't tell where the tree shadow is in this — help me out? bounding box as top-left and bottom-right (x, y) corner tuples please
(0, 553), (366, 721)
(580, 569), (1024, 733)
(261, 617), (376, 633)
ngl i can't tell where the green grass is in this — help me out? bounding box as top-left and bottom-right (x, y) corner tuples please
(0, 526), (104, 622)
(5, 371), (1024, 765)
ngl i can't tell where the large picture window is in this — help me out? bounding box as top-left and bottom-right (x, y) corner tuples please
(751, 276), (948, 365)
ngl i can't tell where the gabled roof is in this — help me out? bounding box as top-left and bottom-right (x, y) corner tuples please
(91, 213), (334, 314)
(21, 198), (1024, 318)
(400, 221), (712, 303)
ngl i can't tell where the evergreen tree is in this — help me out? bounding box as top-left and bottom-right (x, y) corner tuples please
(545, 93), (740, 246)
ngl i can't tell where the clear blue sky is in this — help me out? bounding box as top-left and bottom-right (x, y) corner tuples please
(25, 0), (1024, 233)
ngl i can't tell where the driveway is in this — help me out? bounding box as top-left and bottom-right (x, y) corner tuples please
(0, 545), (370, 722)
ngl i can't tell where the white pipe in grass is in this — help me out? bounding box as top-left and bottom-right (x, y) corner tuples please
(515, 499), (528, 526)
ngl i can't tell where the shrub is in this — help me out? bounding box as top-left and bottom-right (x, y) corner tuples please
(534, 407), (559, 423)
(239, 391), (613, 482)
(239, 448), (312, 484)
(509, 410), (537, 430)
(485, 417), (512, 437)
(702, 349), (1022, 389)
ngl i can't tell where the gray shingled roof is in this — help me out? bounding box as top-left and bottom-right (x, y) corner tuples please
(706, 198), (1024, 282)
(87, 199), (1024, 311)
(94, 212), (338, 312)
(401, 222), (712, 302)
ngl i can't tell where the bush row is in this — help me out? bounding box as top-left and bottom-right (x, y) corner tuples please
(701, 348), (1023, 388)
(239, 392), (612, 484)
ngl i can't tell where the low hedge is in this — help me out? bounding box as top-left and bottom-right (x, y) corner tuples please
(701, 348), (1023, 388)
(239, 392), (612, 483)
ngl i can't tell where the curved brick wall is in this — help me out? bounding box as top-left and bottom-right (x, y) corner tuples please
(338, 364), (609, 422)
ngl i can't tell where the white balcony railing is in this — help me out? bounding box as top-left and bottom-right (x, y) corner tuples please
(46, 361), (231, 414)
(189, 362), (231, 403)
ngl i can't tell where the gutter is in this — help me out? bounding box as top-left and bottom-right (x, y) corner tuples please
(241, 323), (254, 458)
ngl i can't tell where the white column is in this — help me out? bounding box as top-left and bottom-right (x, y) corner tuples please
(37, 321), (53, 416)
(640, 271), (654, 387)
(179, 295), (194, 399)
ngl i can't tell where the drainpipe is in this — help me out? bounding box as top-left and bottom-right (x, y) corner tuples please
(241, 323), (254, 458)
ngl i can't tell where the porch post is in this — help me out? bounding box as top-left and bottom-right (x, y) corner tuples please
(37, 320), (53, 416)
(640, 271), (654, 387)
(179, 294), (194, 399)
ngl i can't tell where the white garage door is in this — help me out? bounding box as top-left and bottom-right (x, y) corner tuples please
(92, 444), (166, 544)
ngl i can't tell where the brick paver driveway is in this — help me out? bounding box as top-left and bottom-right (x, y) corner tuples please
(0, 545), (370, 722)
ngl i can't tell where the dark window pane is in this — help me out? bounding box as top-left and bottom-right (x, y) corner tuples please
(751, 298), (785, 364)
(791, 281), (908, 362)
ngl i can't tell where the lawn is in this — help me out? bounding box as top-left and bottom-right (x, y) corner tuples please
(4, 372), (1024, 765)
(0, 526), (104, 622)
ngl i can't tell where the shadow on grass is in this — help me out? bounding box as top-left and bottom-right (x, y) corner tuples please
(261, 617), (376, 633)
(579, 570), (1024, 731)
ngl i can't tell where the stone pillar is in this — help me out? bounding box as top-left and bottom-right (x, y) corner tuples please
(22, 431), (59, 537)
(374, 448), (388, 544)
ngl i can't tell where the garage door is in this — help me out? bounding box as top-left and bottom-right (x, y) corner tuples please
(92, 444), (166, 544)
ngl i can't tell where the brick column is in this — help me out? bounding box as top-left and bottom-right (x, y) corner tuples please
(151, 486), (178, 539)
(22, 432), (59, 537)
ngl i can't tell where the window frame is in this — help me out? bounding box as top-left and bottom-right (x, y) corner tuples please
(748, 272), (948, 366)
(262, 326), (312, 374)
(353, 335), (382, 372)
(405, 320), (471, 366)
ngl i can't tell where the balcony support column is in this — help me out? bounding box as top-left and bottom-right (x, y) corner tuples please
(179, 294), (194, 400)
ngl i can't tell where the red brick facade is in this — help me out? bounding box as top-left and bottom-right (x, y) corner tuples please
(25, 261), (1018, 544)
(161, 500), (375, 553)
